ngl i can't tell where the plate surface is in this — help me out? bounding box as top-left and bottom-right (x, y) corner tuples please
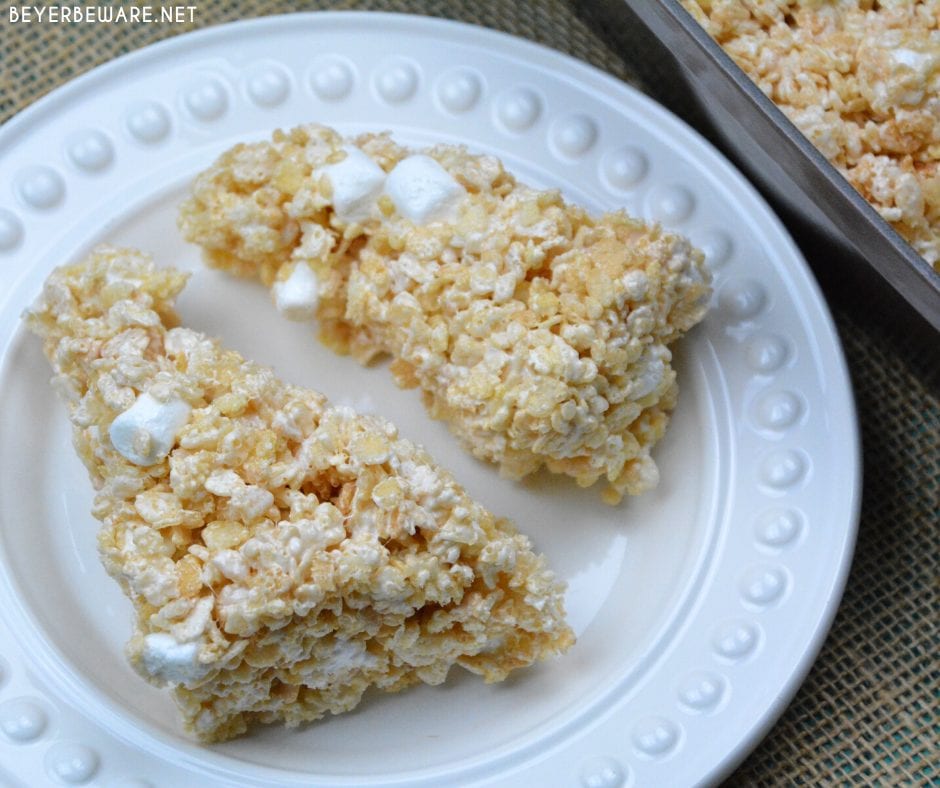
(0, 13), (859, 788)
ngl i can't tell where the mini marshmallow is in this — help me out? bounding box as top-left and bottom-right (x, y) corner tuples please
(321, 146), (386, 223)
(273, 263), (319, 321)
(109, 391), (191, 466)
(317, 638), (379, 677)
(384, 155), (466, 224)
(891, 47), (934, 73)
(630, 346), (669, 400)
(141, 633), (208, 685)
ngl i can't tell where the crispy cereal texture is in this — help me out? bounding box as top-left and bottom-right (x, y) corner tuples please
(681, 0), (940, 269)
(25, 246), (573, 742)
(179, 124), (711, 504)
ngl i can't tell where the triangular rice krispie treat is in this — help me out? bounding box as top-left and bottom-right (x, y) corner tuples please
(25, 246), (573, 742)
(179, 124), (711, 504)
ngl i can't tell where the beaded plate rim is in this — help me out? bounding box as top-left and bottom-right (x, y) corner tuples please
(0, 12), (860, 788)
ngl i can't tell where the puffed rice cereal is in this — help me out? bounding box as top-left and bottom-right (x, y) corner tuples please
(179, 124), (711, 504)
(681, 0), (940, 269)
(25, 246), (574, 743)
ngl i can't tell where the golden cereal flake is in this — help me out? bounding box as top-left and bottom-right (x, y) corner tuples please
(179, 124), (711, 504)
(25, 246), (573, 743)
(681, 0), (940, 269)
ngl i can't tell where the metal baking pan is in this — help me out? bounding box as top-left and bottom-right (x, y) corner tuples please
(583, 0), (940, 331)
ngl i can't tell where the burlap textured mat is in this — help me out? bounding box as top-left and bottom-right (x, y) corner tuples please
(1, 0), (937, 784)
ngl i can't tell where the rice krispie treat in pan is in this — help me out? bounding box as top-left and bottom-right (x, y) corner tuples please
(25, 246), (573, 742)
(681, 0), (940, 268)
(179, 124), (711, 504)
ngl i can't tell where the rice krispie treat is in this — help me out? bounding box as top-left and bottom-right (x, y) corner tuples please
(25, 246), (574, 743)
(179, 124), (711, 504)
(681, 0), (940, 268)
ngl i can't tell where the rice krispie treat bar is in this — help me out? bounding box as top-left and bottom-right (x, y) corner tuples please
(179, 124), (711, 504)
(681, 0), (940, 268)
(25, 246), (574, 743)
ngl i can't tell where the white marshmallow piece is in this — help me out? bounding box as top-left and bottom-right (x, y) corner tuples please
(630, 346), (668, 400)
(891, 47), (934, 73)
(321, 146), (386, 223)
(109, 391), (191, 466)
(384, 154), (466, 224)
(318, 639), (379, 678)
(273, 263), (319, 321)
(140, 633), (208, 685)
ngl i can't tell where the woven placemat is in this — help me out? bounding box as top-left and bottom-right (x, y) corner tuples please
(1, 1), (937, 785)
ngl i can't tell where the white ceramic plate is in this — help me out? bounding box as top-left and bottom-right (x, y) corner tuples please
(0, 13), (859, 788)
